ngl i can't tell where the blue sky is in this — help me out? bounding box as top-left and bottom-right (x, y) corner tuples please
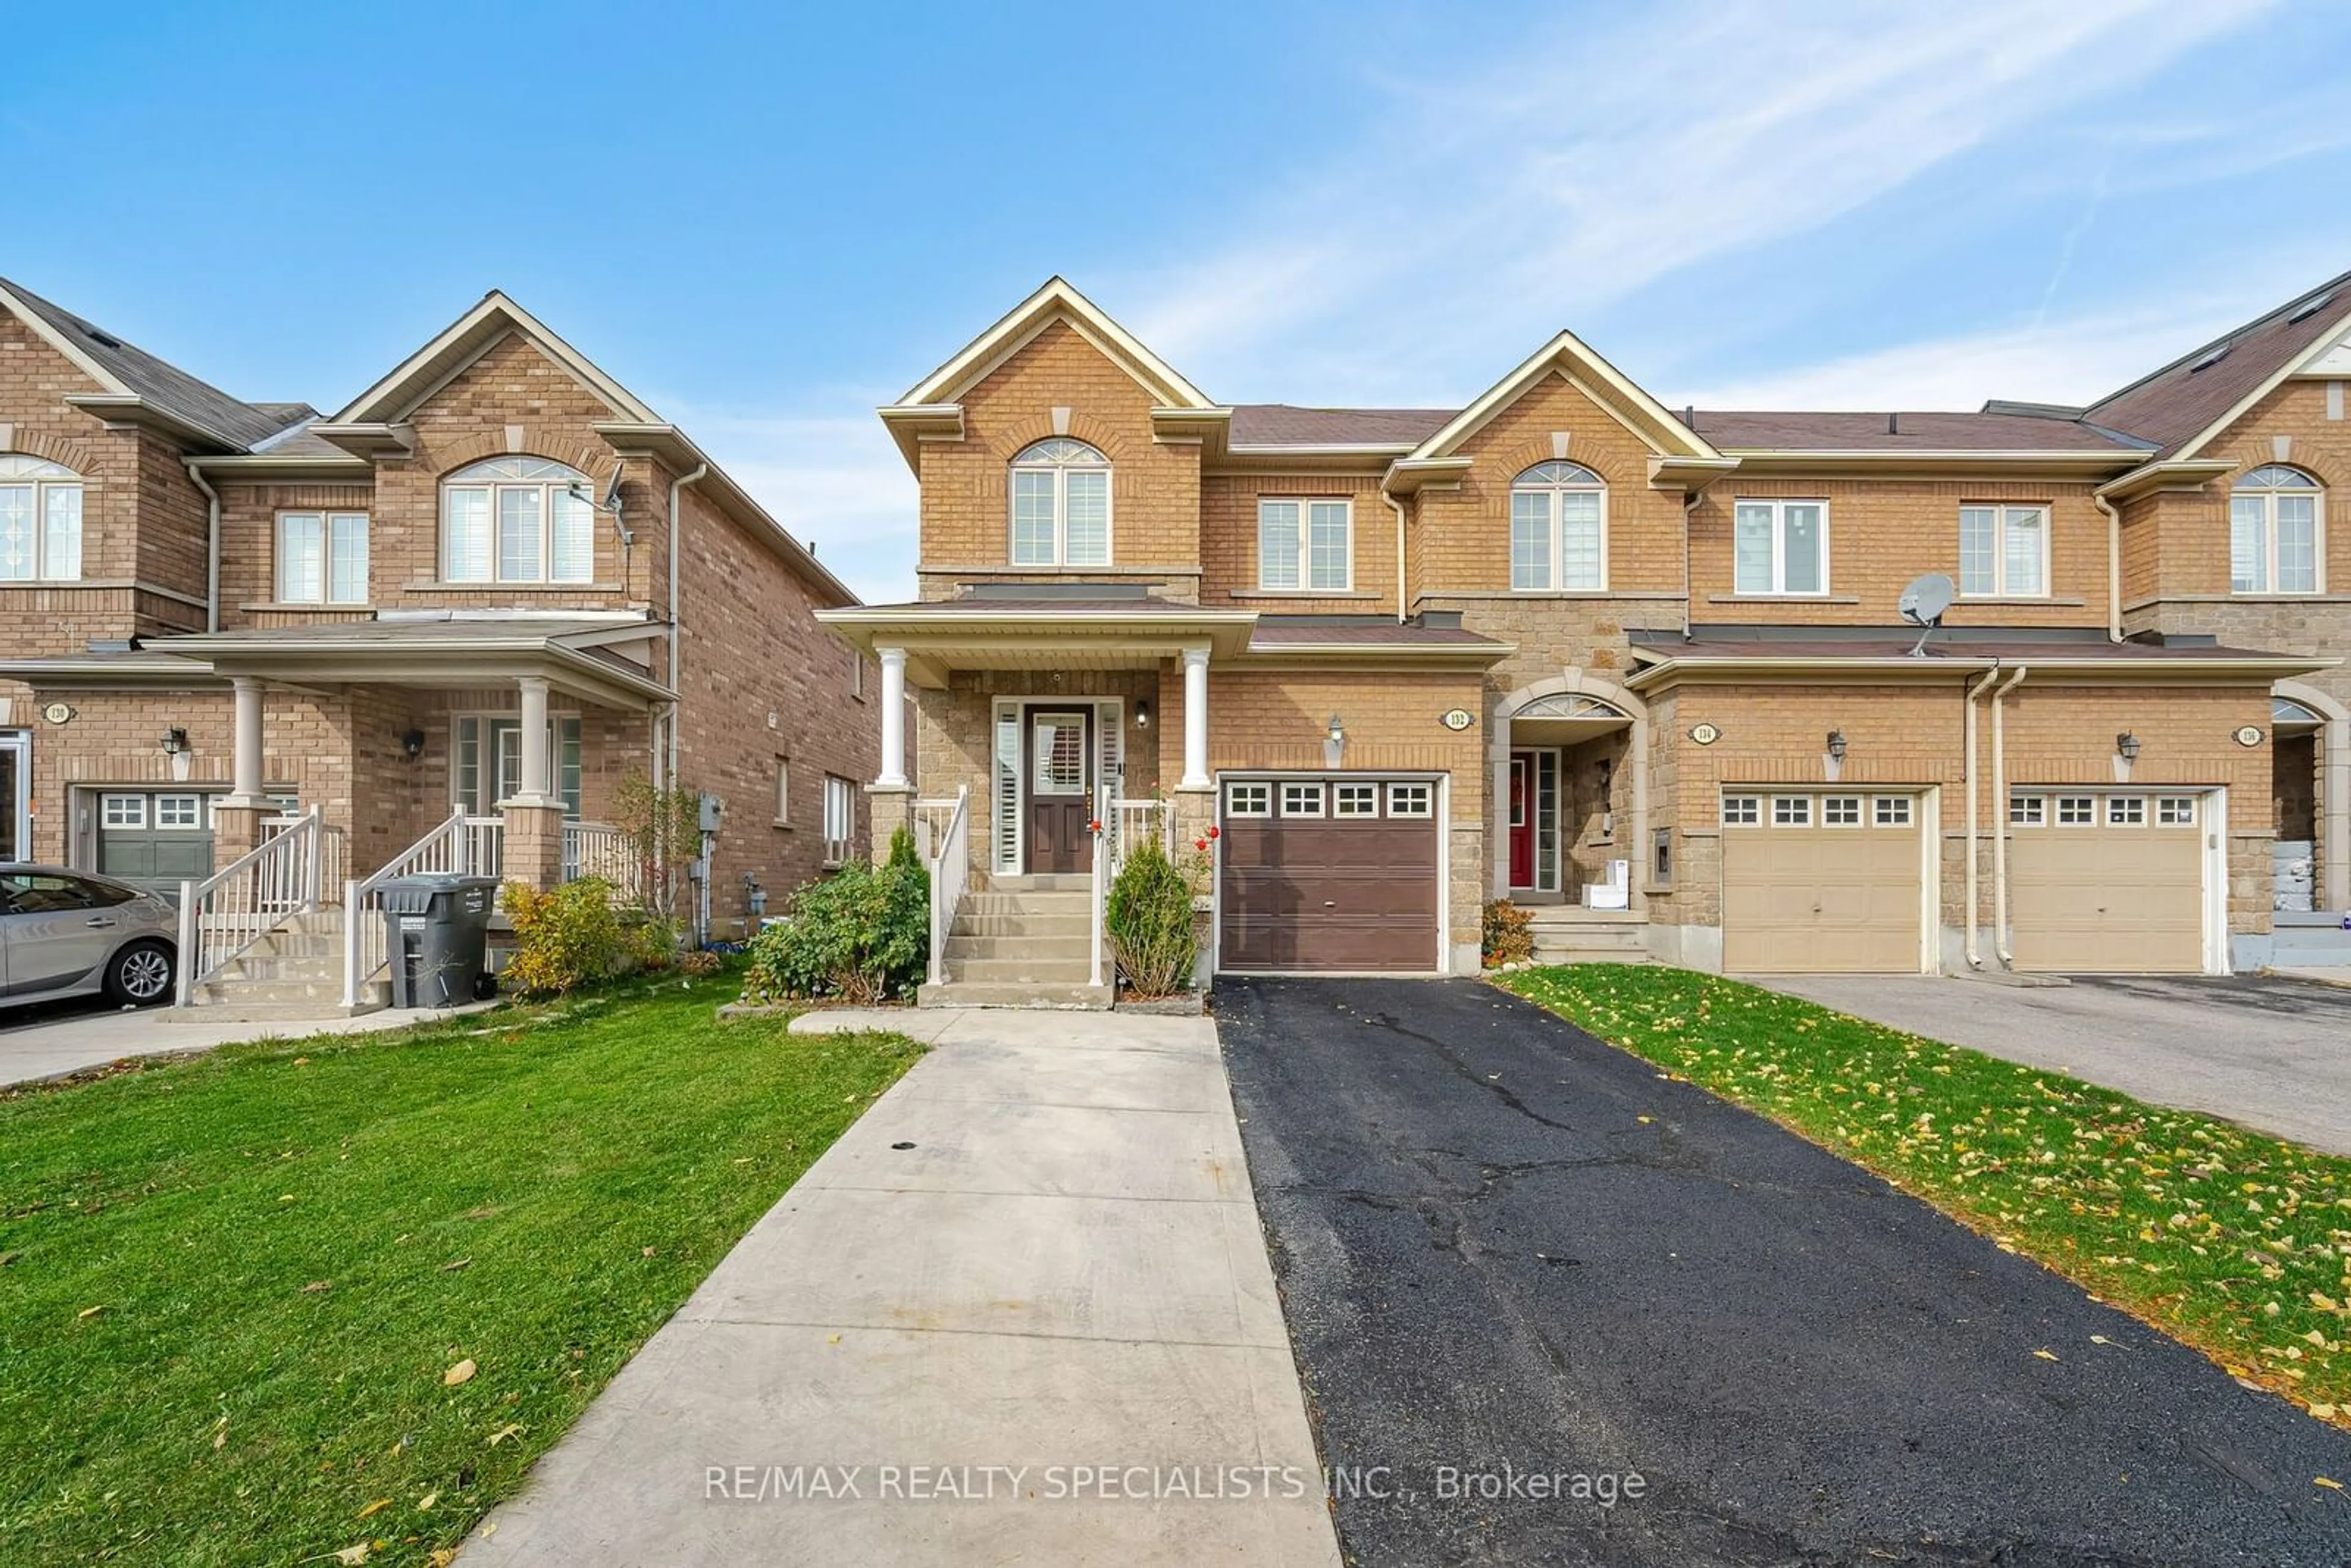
(8, 0), (2351, 602)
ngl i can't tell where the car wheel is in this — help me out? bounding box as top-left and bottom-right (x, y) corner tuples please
(105, 940), (175, 1007)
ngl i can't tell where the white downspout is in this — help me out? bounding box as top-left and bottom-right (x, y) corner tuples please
(185, 460), (222, 633)
(2094, 492), (2124, 642)
(666, 462), (709, 787)
(1990, 664), (2030, 968)
(1384, 490), (1408, 624)
(1962, 664), (2001, 970)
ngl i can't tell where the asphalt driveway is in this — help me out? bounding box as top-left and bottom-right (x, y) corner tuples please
(1757, 973), (2351, 1157)
(1218, 975), (2351, 1567)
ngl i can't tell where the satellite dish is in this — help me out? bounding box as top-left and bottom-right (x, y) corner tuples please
(601, 462), (626, 513)
(1897, 572), (1955, 657)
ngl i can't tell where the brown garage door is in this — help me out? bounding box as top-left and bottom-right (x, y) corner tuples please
(2008, 790), (2205, 973)
(1218, 776), (1439, 973)
(1721, 790), (1924, 973)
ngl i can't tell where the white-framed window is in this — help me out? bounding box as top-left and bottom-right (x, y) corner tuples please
(0, 454), (83, 582)
(1722, 795), (1760, 826)
(1874, 795), (1913, 827)
(1333, 782), (1379, 817)
(1256, 498), (1352, 591)
(2230, 465), (2322, 594)
(822, 775), (856, 864)
(1823, 795), (1861, 825)
(1281, 782), (1325, 817)
(155, 794), (203, 828)
(773, 758), (790, 824)
(451, 713), (584, 817)
(1733, 498), (1828, 595)
(2157, 795), (2197, 826)
(277, 511), (369, 604)
(1226, 781), (1272, 817)
(1772, 795), (1812, 827)
(2009, 793), (2045, 827)
(1509, 461), (1607, 591)
(1957, 505), (2048, 597)
(1387, 782), (1433, 818)
(2107, 795), (2145, 826)
(2057, 795), (2095, 825)
(441, 457), (595, 585)
(1009, 438), (1110, 568)
(100, 793), (146, 829)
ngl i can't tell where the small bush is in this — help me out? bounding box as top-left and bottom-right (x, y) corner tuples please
(678, 949), (722, 978)
(1482, 898), (1533, 967)
(1107, 836), (1198, 998)
(628, 915), (683, 974)
(503, 879), (626, 996)
(741, 835), (929, 1006)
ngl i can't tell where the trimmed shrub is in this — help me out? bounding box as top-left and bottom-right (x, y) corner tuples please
(1106, 836), (1198, 998)
(502, 879), (626, 996)
(1482, 898), (1534, 967)
(741, 830), (929, 1005)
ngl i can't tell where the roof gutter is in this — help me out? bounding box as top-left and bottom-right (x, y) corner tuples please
(183, 459), (222, 633)
(667, 462), (709, 789)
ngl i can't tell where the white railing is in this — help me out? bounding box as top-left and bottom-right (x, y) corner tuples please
(924, 787), (970, 987)
(176, 806), (331, 1005)
(340, 810), (504, 1010)
(563, 820), (640, 898)
(911, 797), (964, 861)
(1109, 798), (1173, 872)
(1089, 784), (1111, 988)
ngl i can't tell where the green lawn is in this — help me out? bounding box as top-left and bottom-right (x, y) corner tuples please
(0, 979), (922, 1566)
(1499, 965), (2351, 1426)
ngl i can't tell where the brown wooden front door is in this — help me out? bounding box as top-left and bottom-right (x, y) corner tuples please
(1025, 708), (1093, 874)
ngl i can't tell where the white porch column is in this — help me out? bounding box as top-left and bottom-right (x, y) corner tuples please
(224, 677), (269, 807)
(1180, 647), (1210, 791)
(877, 646), (909, 787)
(506, 675), (562, 806)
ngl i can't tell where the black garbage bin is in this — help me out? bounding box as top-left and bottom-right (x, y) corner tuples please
(380, 874), (499, 1007)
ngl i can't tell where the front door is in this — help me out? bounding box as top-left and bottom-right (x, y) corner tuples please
(1508, 751), (1535, 888)
(1025, 708), (1093, 874)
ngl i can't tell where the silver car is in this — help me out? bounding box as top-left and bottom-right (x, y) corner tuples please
(0, 865), (178, 1008)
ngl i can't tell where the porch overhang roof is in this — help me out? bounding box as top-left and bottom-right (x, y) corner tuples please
(138, 617), (677, 708)
(817, 601), (1258, 687)
(0, 650), (219, 691)
(1624, 629), (2334, 690)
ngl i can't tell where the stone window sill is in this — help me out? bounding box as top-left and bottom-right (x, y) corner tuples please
(1956, 595), (2088, 607)
(402, 579), (628, 593)
(1228, 588), (1381, 600)
(1704, 593), (1861, 604)
(241, 601), (375, 613)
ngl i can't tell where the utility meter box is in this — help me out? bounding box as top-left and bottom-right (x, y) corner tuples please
(697, 792), (724, 833)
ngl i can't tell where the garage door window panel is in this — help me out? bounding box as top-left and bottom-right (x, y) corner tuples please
(1226, 782), (1271, 817)
(1334, 783), (1379, 817)
(2107, 796), (2146, 826)
(1823, 796), (1861, 826)
(1874, 796), (1913, 827)
(2057, 796), (2095, 825)
(2010, 793), (2045, 827)
(2158, 796), (2196, 825)
(1281, 782), (1324, 817)
(1772, 796), (1812, 826)
(1722, 795), (1760, 826)
(1387, 782), (1431, 817)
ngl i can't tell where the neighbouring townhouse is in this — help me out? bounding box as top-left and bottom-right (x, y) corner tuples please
(0, 277), (874, 1008)
(819, 276), (2348, 1003)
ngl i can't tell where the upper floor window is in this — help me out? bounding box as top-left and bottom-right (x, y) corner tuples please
(0, 454), (82, 581)
(277, 511), (369, 604)
(442, 457), (594, 585)
(2230, 465), (2322, 594)
(1957, 504), (2047, 597)
(1258, 498), (1351, 590)
(1009, 438), (1109, 567)
(1510, 461), (1606, 591)
(1733, 498), (1828, 595)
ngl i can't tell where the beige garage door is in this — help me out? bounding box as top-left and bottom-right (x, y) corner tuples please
(2008, 790), (2205, 973)
(1721, 791), (1924, 973)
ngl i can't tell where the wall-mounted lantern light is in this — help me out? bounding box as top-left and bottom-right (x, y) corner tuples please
(1134, 699), (1151, 729)
(1327, 713), (1346, 746)
(1826, 729), (1848, 760)
(402, 728), (427, 760)
(160, 727), (188, 757)
(2116, 731), (2141, 763)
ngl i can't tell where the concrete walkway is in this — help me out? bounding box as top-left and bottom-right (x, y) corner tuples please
(460, 1007), (1339, 1567)
(0, 999), (491, 1087)
(1757, 972), (2351, 1156)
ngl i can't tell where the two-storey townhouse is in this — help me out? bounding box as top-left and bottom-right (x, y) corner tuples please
(820, 279), (2330, 1003)
(0, 279), (875, 1008)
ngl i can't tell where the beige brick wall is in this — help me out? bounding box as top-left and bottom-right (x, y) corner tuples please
(915, 321), (1202, 600)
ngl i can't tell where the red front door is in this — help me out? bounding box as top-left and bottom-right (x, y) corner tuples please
(1508, 751), (1534, 888)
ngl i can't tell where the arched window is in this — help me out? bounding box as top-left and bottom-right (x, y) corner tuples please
(1009, 438), (1109, 568)
(0, 454), (82, 582)
(1509, 460), (1606, 591)
(2230, 464), (2323, 594)
(441, 457), (594, 585)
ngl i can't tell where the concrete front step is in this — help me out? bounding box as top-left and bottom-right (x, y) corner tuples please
(169, 981), (391, 1021)
(974, 874), (1093, 893)
(950, 912), (1093, 940)
(916, 980), (1114, 1010)
(945, 930), (1095, 959)
(959, 892), (1092, 918)
(948, 956), (1098, 985)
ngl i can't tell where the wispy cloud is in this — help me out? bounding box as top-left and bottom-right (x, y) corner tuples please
(1124, 0), (2274, 401)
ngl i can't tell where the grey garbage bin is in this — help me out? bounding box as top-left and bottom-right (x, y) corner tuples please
(380, 873), (498, 1008)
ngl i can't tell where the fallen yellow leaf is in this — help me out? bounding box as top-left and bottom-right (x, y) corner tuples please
(2032, 1349), (2060, 1362)
(75, 1305), (105, 1319)
(356, 1498), (392, 1519)
(332, 1547), (370, 1566)
(443, 1358), (477, 1386)
(417, 1490), (439, 1511)
(486, 1423), (523, 1447)
(2317, 1476), (2343, 1491)
(2310, 1403), (2338, 1420)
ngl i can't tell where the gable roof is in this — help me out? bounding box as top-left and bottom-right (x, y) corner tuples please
(1404, 329), (1724, 467)
(2085, 268), (2351, 459)
(0, 276), (313, 450)
(327, 290), (662, 427)
(883, 277), (1217, 458)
